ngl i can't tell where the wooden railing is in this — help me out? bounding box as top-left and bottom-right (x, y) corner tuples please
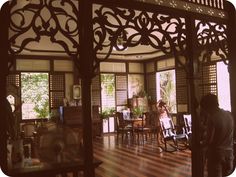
(181, 0), (224, 9)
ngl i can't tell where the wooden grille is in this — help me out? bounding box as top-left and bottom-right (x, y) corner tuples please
(50, 92), (64, 108)
(6, 73), (21, 117)
(199, 64), (217, 97)
(115, 75), (128, 106)
(50, 74), (65, 91)
(92, 75), (101, 106)
(7, 74), (20, 87)
(146, 73), (156, 101)
(116, 75), (127, 90)
(176, 68), (188, 104)
(49, 73), (65, 108)
(116, 90), (128, 105)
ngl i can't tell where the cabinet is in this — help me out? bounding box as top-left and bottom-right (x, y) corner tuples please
(59, 106), (102, 137)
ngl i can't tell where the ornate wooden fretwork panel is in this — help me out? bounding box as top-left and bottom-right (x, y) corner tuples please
(195, 20), (228, 64)
(93, 5), (186, 62)
(8, 1), (229, 74)
(9, 0), (79, 56)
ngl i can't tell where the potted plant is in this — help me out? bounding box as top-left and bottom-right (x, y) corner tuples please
(100, 108), (115, 120)
(132, 106), (143, 118)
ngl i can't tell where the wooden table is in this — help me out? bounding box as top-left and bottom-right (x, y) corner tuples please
(124, 118), (145, 128)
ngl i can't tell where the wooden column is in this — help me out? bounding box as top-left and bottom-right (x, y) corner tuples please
(185, 16), (204, 177)
(225, 2), (236, 136)
(78, 0), (95, 177)
(0, 1), (10, 173)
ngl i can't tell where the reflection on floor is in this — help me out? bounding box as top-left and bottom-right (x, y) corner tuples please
(94, 134), (191, 177)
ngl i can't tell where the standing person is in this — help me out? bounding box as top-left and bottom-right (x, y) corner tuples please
(200, 93), (234, 177)
(156, 100), (170, 119)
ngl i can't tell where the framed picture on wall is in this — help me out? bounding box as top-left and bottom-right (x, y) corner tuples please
(73, 85), (81, 100)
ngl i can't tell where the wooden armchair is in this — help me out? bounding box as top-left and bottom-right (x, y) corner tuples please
(159, 117), (188, 152)
(183, 114), (192, 136)
(133, 114), (152, 145)
(21, 123), (38, 157)
(116, 112), (133, 142)
(183, 114), (192, 148)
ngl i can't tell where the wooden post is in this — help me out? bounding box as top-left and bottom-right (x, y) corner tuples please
(0, 1), (10, 174)
(185, 15), (204, 177)
(225, 2), (236, 140)
(78, 0), (95, 177)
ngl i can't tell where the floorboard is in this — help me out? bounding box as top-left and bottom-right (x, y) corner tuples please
(93, 134), (192, 177)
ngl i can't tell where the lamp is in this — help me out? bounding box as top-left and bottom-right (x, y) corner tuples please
(113, 30), (128, 51)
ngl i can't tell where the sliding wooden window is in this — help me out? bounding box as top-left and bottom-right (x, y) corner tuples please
(49, 73), (65, 109)
(115, 74), (128, 106)
(92, 75), (101, 106)
(146, 73), (156, 101)
(176, 68), (188, 103)
(199, 63), (217, 98)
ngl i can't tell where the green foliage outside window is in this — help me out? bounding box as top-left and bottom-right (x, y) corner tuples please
(21, 73), (49, 119)
(158, 70), (176, 113)
(101, 74), (115, 96)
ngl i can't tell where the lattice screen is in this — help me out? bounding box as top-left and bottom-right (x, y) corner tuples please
(91, 75), (101, 106)
(49, 73), (65, 108)
(146, 73), (156, 101)
(199, 63), (217, 98)
(6, 73), (21, 119)
(176, 68), (188, 104)
(7, 73), (20, 87)
(115, 74), (128, 106)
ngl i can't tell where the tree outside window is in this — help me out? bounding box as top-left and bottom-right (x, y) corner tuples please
(156, 69), (177, 113)
(21, 73), (49, 119)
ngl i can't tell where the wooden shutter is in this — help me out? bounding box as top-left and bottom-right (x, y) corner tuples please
(115, 74), (128, 106)
(199, 63), (217, 98)
(6, 73), (21, 115)
(146, 73), (156, 101)
(91, 75), (101, 106)
(176, 68), (188, 104)
(49, 73), (65, 109)
(7, 73), (20, 88)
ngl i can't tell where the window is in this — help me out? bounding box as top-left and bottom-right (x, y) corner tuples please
(101, 74), (115, 133)
(217, 61), (231, 111)
(21, 72), (49, 120)
(156, 69), (177, 113)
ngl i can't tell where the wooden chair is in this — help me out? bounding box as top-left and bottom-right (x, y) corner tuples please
(116, 112), (133, 142)
(21, 123), (38, 157)
(134, 114), (152, 145)
(159, 117), (188, 152)
(183, 114), (192, 148)
(144, 112), (159, 141)
(183, 114), (192, 136)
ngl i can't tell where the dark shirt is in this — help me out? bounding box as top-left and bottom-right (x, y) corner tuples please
(208, 108), (234, 151)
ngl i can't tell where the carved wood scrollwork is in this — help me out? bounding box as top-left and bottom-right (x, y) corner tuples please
(93, 4), (187, 66)
(195, 20), (228, 64)
(8, 1), (228, 74)
(9, 0), (79, 56)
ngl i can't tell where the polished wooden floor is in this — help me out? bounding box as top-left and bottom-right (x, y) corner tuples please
(93, 134), (192, 177)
